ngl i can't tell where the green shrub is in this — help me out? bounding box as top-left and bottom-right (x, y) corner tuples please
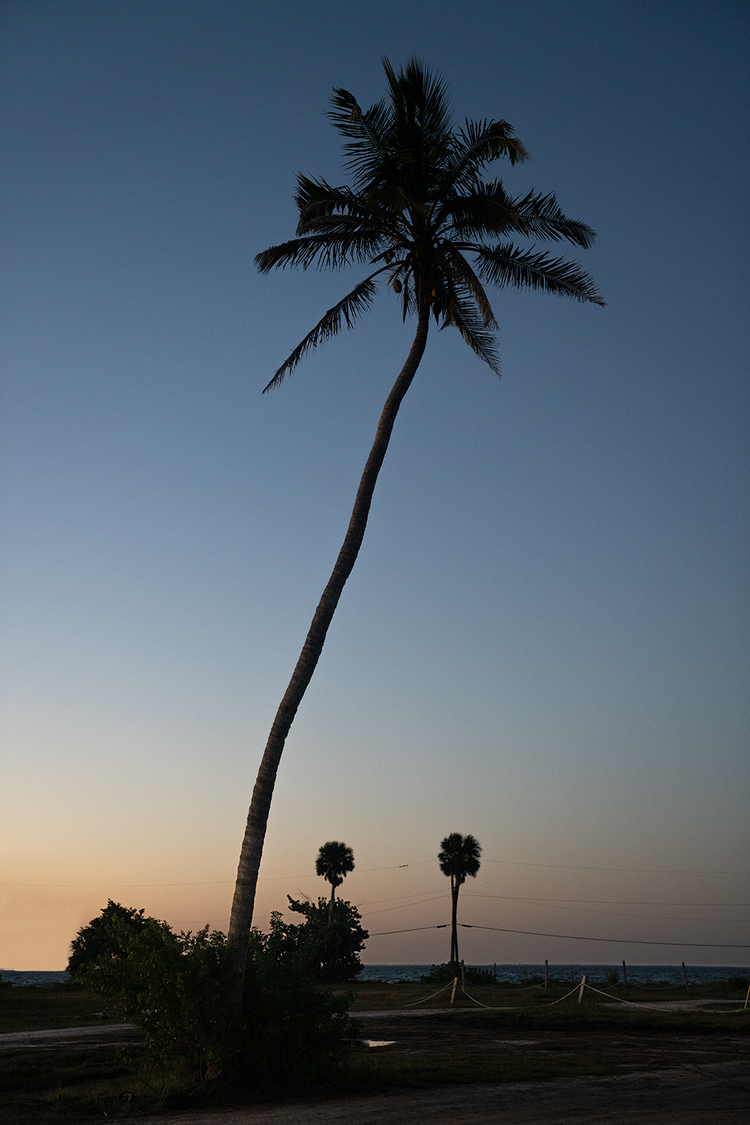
(421, 962), (495, 986)
(72, 905), (355, 1090)
(242, 912), (355, 1089)
(284, 896), (369, 982)
(67, 900), (148, 980)
(76, 918), (230, 1079)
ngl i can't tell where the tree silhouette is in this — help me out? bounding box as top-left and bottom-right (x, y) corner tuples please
(227, 57), (603, 1015)
(315, 840), (355, 918)
(438, 832), (482, 963)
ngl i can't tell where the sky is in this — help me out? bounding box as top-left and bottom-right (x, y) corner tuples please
(1, 0), (748, 971)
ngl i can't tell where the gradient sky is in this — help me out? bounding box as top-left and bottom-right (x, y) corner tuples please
(1, 0), (748, 971)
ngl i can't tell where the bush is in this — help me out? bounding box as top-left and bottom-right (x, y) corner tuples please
(72, 904), (356, 1090)
(421, 962), (495, 986)
(76, 917), (230, 1079)
(243, 912), (355, 1088)
(67, 900), (148, 980)
(284, 896), (369, 982)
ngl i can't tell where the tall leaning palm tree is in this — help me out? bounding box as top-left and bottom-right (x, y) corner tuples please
(315, 840), (355, 920)
(227, 57), (604, 1014)
(438, 832), (482, 964)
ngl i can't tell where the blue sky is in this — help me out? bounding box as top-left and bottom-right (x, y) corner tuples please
(1, 0), (748, 969)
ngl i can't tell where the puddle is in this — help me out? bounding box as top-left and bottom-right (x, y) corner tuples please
(364, 1039), (396, 1048)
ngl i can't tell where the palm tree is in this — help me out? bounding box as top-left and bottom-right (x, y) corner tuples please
(438, 832), (482, 964)
(227, 57), (604, 1014)
(315, 840), (355, 920)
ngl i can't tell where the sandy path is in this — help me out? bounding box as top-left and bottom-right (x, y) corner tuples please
(0, 1022), (138, 1051)
(121, 1061), (749, 1124)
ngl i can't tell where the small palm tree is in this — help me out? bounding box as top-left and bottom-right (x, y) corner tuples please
(438, 832), (482, 963)
(227, 57), (603, 1015)
(315, 840), (355, 918)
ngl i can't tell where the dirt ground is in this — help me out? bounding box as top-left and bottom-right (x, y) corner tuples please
(3, 1010), (747, 1123)
(121, 1062), (749, 1124)
(124, 1007), (748, 1125)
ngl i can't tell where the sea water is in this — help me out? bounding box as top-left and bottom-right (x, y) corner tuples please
(4, 965), (746, 987)
(356, 964), (749, 986)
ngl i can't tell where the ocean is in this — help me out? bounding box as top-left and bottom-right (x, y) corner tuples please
(356, 963), (750, 985)
(3, 964), (747, 987)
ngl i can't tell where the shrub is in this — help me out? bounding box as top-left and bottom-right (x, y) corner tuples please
(67, 900), (148, 980)
(243, 912), (355, 1089)
(71, 904), (355, 1090)
(421, 962), (495, 986)
(284, 896), (369, 982)
(76, 917), (230, 1079)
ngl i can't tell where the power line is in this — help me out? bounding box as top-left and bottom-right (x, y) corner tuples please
(459, 924), (750, 948)
(0, 881), (232, 889)
(483, 861), (748, 875)
(4, 858), (745, 891)
(369, 925), (448, 936)
(465, 892), (749, 907)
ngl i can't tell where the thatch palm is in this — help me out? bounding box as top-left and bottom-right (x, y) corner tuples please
(315, 840), (355, 918)
(438, 832), (482, 963)
(227, 58), (603, 1012)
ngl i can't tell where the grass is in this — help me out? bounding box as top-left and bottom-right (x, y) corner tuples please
(338, 976), (750, 1011)
(0, 983), (127, 1034)
(0, 980), (747, 1122)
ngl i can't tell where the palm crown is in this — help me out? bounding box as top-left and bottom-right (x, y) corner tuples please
(438, 832), (482, 886)
(256, 57), (604, 389)
(315, 840), (355, 904)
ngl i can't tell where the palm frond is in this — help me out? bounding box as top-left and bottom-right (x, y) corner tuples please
(511, 190), (597, 248)
(256, 227), (384, 272)
(439, 244), (498, 328)
(329, 88), (397, 192)
(383, 56), (453, 159)
(443, 290), (501, 373)
(439, 118), (528, 198)
(473, 243), (606, 305)
(262, 275), (381, 392)
(436, 181), (519, 238)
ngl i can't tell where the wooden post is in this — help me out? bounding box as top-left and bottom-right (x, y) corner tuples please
(450, 976), (458, 1005)
(493, 962), (496, 981)
(622, 960), (628, 995)
(577, 974), (587, 1005)
(743, 983), (750, 1010)
(682, 961), (690, 997)
(461, 960), (466, 994)
(544, 959), (549, 994)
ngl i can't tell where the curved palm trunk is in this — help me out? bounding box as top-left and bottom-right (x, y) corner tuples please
(225, 304), (431, 1019)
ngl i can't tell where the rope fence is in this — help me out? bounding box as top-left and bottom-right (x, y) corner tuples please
(394, 968), (750, 1014)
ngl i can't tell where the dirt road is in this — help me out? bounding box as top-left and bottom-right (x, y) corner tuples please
(123, 1061), (748, 1124)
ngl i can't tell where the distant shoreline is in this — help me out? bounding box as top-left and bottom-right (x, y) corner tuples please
(3, 963), (748, 987)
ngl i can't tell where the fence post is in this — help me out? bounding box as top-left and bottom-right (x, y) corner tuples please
(450, 975), (458, 1005)
(622, 960), (628, 996)
(577, 974), (587, 1005)
(544, 959), (548, 995)
(682, 962), (690, 997)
